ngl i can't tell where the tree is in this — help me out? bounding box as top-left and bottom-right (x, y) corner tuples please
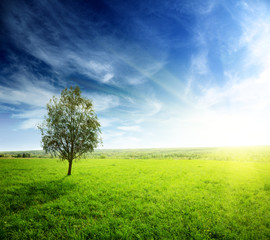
(23, 153), (31, 158)
(38, 86), (102, 175)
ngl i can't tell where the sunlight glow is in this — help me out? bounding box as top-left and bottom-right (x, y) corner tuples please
(191, 113), (270, 147)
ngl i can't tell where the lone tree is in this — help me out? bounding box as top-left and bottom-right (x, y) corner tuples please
(38, 86), (102, 175)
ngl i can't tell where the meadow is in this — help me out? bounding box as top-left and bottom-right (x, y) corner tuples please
(1, 147), (270, 239)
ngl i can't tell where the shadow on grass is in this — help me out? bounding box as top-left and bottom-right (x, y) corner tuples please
(2, 177), (76, 213)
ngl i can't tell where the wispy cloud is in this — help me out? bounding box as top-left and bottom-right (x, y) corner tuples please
(3, 0), (166, 89)
(99, 118), (117, 128)
(12, 109), (47, 119)
(184, 0), (270, 106)
(102, 131), (141, 149)
(0, 72), (56, 107)
(3, 0), (270, 150)
(117, 125), (142, 132)
(197, 1), (270, 108)
(90, 94), (120, 112)
(238, 3), (270, 69)
(119, 97), (162, 125)
(18, 118), (42, 130)
(175, 0), (270, 147)
(147, 99), (162, 116)
(196, 68), (270, 111)
(0, 72), (56, 130)
(191, 51), (209, 75)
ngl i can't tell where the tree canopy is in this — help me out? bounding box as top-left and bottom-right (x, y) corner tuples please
(38, 86), (102, 175)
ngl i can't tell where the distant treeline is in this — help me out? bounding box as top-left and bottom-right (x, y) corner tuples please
(0, 148), (212, 159)
(1, 146), (270, 162)
(0, 150), (50, 158)
(0, 153), (31, 158)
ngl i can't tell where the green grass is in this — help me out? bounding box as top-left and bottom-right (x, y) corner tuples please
(1, 147), (270, 239)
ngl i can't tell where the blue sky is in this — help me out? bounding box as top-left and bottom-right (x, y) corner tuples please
(1, 0), (270, 151)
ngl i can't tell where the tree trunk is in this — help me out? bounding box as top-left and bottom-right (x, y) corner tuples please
(67, 159), (73, 175)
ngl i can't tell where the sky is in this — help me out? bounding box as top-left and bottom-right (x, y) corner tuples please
(1, 0), (270, 151)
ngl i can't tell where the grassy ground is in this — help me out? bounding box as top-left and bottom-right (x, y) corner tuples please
(1, 147), (270, 239)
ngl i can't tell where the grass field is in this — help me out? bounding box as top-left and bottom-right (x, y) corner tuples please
(1, 147), (270, 239)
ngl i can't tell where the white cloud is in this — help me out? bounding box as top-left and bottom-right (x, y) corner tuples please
(122, 98), (162, 125)
(75, 58), (114, 83)
(3, 1), (117, 85)
(11, 108), (46, 130)
(99, 118), (116, 128)
(198, 1), (217, 15)
(87, 61), (112, 73)
(101, 130), (125, 141)
(102, 133), (141, 149)
(191, 51), (209, 75)
(145, 99), (162, 117)
(102, 73), (114, 83)
(126, 77), (145, 85)
(19, 118), (41, 130)
(170, 1), (270, 148)
(117, 125), (141, 132)
(238, 3), (270, 69)
(12, 109), (47, 119)
(4, 0), (168, 87)
(90, 93), (120, 112)
(195, 1), (270, 111)
(0, 77), (56, 108)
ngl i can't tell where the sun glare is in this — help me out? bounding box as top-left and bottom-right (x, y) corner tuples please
(192, 113), (270, 147)
(164, 109), (270, 148)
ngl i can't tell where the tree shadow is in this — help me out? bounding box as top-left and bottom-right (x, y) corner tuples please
(3, 177), (76, 213)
